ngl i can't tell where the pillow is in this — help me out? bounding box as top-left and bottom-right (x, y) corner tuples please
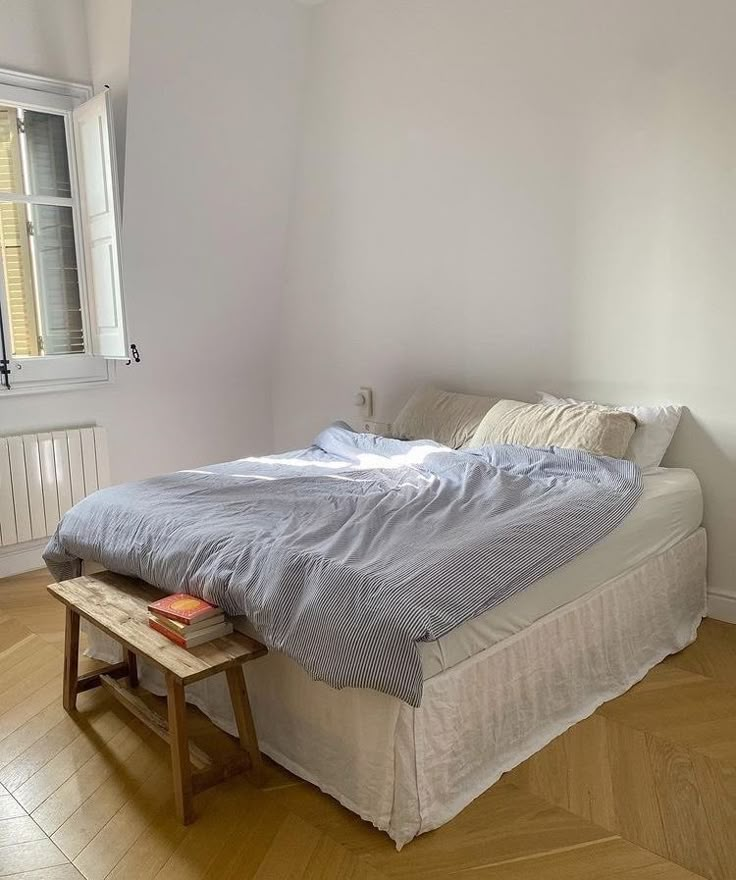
(467, 399), (637, 458)
(538, 392), (682, 469)
(392, 385), (497, 449)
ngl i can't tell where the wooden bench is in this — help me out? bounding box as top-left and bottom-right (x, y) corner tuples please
(48, 571), (268, 824)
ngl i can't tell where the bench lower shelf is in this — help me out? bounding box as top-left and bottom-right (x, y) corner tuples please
(99, 671), (253, 791)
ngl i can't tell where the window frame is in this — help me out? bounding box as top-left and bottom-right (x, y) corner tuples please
(0, 68), (114, 395)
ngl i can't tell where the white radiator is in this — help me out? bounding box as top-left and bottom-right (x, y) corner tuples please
(0, 427), (109, 548)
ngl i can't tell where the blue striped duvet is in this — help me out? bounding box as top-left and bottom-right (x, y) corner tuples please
(44, 423), (642, 706)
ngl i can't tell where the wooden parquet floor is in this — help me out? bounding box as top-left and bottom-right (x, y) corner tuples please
(0, 570), (734, 879)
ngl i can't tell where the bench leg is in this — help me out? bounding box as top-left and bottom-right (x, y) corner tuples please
(125, 650), (138, 688)
(166, 672), (194, 824)
(225, 665), (264, 784)
(62, 608), (80, 713)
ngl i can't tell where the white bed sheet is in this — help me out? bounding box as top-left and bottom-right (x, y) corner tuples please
(419, 466), (702, 677)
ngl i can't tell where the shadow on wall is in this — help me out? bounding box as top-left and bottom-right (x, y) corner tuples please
(665, 408), (736, 604)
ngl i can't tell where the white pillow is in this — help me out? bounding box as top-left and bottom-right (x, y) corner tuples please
(538, 392), (682, 469)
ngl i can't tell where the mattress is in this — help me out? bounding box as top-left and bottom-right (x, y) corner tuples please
(416, 466), (702, 677)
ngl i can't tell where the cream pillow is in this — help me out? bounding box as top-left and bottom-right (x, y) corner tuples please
(538, 392), (682, 469)
(392, 386), (497, 449)
(467, 399), (637, 458)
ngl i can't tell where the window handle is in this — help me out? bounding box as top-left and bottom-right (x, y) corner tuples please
(125, 343), (141, 366)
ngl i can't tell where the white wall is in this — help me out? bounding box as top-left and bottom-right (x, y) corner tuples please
(274, 0), (736, 611)
(83, 0), (131, 195)
(117, 0), (308, 472)
(0, 1), (308, 485)
(0, 0), (90, 82)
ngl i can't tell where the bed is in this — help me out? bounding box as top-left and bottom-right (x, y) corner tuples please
(44, 394), (706, 847)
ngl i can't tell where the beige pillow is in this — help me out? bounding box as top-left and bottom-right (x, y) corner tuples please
(538, 392), (682, 469)
(467, 399), (637, 458)
(392, 386), (497, 449)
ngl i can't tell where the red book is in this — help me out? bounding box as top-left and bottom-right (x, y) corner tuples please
(147, 593), (222, 625)
(148, 617), (233, 648)
(149, 617), (187, 647)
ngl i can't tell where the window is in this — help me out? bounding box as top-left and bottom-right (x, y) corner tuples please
(0, 70), (129, 394)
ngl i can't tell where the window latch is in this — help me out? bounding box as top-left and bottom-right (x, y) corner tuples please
(125, 342), (141, 366)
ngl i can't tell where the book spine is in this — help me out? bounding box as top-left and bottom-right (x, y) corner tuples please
(149, 619), (187, 647)
(148, 614), (182, 634)
(149, 612), (224, 633)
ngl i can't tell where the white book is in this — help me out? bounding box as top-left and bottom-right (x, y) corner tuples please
(148, 612), (225, 634)
(179, 620), (234, 648)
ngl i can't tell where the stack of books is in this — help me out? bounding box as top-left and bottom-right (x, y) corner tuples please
(147, 594), (233, 648)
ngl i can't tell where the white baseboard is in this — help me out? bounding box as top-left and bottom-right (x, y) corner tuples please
(707, 591), (736, 625)
(0, 539), (47, 579)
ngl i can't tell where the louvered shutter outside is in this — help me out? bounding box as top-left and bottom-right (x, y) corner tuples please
(0, 107), (39, 356)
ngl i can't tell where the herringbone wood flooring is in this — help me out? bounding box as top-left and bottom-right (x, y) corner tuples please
(0, 570), (733, 879)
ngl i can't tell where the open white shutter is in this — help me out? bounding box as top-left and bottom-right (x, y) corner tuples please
(72, 90), (128, 359)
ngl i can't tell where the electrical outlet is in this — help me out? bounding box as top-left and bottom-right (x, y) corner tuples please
(354, 386), (374, 418)
(363, 420), (391, 436)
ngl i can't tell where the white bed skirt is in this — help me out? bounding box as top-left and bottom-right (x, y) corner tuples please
(84, 528), (707, 848)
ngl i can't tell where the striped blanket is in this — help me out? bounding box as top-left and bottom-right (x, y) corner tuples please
(44, 423), (642, 706)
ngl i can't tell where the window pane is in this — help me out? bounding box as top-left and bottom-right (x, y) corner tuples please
(24, 110), (72, 198)
(0, 104), (71, 198)
(29, 204), (83, 354)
